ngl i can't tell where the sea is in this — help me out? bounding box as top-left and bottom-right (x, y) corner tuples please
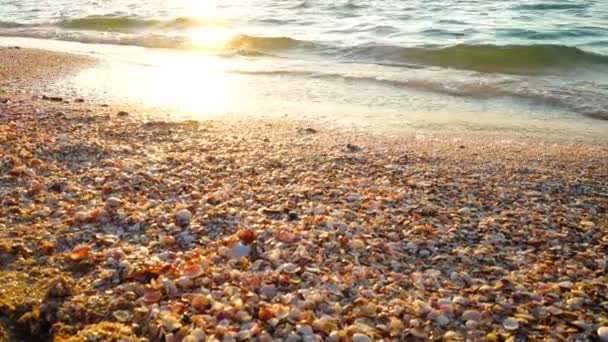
(1, 0), (608, 137)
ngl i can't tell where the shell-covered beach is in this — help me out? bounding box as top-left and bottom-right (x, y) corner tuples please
(1, 49), (607, 341)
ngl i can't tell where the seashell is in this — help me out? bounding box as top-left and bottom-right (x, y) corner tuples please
(410, 328), (427, 338)
(238, 229), (256, 245)
(277, 230), (298, 243)
(280, 263), (301, 274)
(183, 263), (204, 278)
(101, 182), (113, 194)
(105, 197), (122, 210)
(502, 317), (519, 331)
(112, 310), (131, 322)
(258, 306), (273, 321)
(389, 317), (404, 333)
(571, 320), (590, 331)
(312, 315), (337, 335)
(452, 296), (469, 306)
(260, 284), (277, 298)
(191, 294), (209, 311)
(159, 235), (175, 247)
(349, 239), (366, 251)
(143, 290), (162, 303)
(176, 276), (194, 288)
(69, 245), (91, 261)
(263, 248), (281, 262)
(444, 331), (464, 341)
(9, 165), (26, 175)
(28, 180), (43, 193)
(29, 158), (44, 167)
(73, 211), (88, 222)
(162, 314), (181, 332)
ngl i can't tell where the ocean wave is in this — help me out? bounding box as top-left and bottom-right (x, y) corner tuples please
(59, 16), (225, 32)
(343, 44), (608, 75)
(0, 16), (225, 33)
(0, 28), (306, 52)
(2, 24), (608, 76)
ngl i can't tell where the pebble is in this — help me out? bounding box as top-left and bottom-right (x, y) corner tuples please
(435, 315), (450, 326)
(352, 333), (373, 342)
(175, 208), (192, 225)
(105, 197), (122, 209)
(598, 327), (608, 342)
(503, 317), (520, 331)
(461, 310), (481, 322)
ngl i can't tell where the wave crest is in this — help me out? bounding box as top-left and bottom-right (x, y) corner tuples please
(349, 44), (608, 74)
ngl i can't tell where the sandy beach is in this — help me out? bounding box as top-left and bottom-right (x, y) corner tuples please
(1, 49), (607, 341)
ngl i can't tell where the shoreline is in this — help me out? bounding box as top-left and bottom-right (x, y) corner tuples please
(1, 48), (607, 341)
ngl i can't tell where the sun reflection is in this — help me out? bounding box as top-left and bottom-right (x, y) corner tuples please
(148, 55), (241, 115)
(187, 27), (233, 50)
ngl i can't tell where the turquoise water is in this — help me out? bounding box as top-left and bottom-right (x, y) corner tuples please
(1, 0), (608, 135)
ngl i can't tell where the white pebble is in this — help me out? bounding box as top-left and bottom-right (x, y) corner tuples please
(598, 327), (608, 342)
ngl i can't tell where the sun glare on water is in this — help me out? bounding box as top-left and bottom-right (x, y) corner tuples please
(187, 27), (234, 50)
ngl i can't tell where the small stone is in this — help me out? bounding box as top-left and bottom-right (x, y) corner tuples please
(435, 315), (450, 326)
(406, 242), (419, 254)
(452, 295), (469, 306)
(297, 325), (314, 336)
(462, 310), (481, 322)
(117, 111), (129, 117)
(458, 207), (471, 215)
(287, 212), (298, 221)
(175, 208), (192, 226)
(598, 327), (608, 342)
(503, 317), (519, 331)
(352, 333), (372, 342)
(105, 197), (122, 209)
(303, 127), (317, 134)
(350, 239), (366, 251)
(259, 284), (277, 298)
(558, 281), (573, 289)
(75, 98), (85, 103)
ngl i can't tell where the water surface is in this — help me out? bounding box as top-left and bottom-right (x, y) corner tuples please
(1, 0), (608, 137)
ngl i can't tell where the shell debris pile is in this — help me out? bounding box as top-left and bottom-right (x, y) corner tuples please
(0, 94), (607, 340)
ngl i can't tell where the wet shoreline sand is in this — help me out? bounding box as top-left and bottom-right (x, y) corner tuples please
(1, 49), (607, 341)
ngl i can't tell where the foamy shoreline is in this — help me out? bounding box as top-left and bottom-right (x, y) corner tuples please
(1, 48), (607, 341)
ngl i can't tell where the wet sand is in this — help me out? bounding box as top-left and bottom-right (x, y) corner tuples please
(1, 48), (607, 341)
